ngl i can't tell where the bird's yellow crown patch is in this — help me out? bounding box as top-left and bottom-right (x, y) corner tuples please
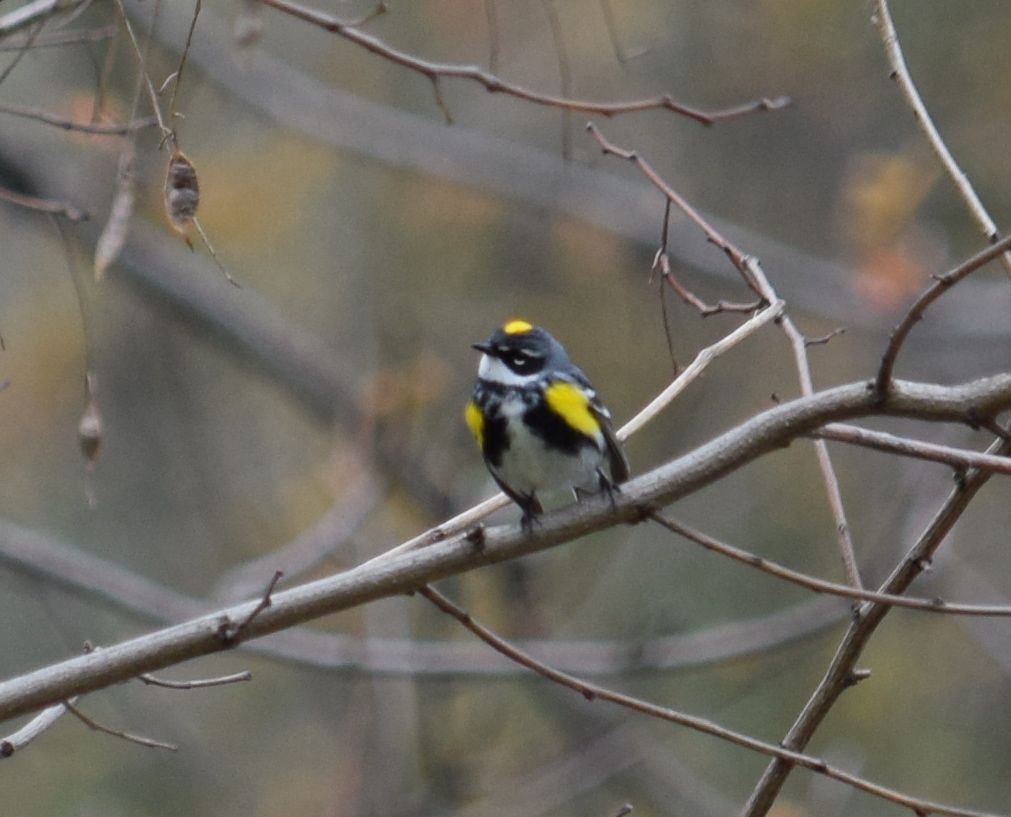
(503, 319), (533, 335)
(544, 382), (600, 437)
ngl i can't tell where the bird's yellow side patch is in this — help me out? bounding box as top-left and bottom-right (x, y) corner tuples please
(503, 319), (533, 335)
(544, 382), (599, 436)
(465, 400), (484, 449)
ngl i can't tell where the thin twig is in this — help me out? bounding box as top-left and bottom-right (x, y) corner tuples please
(617, 300), (783, 440)
(0, 0), (90, 36)
(780, 316), (862, 588)
(541, 0), (573, 158)
(874, 0), (1011, 277)
(429, 76), (452, 124)
(598, 0), (647, 63)
(812, 423), (1011, 476)
(112, 0), (172, 143)
(804, 328), (845, 347)
(219, 570), (283, 641)
(419, 585), (1001, 817)
(482, 0), (499, 73)
(0, 101), (157, 134)
(258, 0), (790, 125)
(650, 511), (1011, 617)
(588, 122), (763, 293)
(0, 16), (46, 88)
(166, 0), (201, 122)
(64, 701), (177, 751)
(0, 24), (117, 50)
(653, 197), (678, 370)
(138, 670), (252, 689)
(0, 186), (86, 221)
(875, 233), (1011, 398)
(589, 121), (863, 587)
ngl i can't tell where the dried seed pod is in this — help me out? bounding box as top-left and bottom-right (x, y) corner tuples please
(165, 149), (199, 240)
(95, 145), (135, 280)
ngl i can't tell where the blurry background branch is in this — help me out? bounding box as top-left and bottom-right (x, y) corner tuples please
(3, 2), (1011, 815)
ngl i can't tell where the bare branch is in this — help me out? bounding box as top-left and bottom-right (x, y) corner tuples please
(113, 0), (171, 142)
(650, 511), (1011, 617)
(0, 375), (1010, 722)
(812, 423), (1011, 476)
(779, 316), (862, 588)
(0, 699), (75, 758)
(0, 517), (844, 676)
(419, 585), (1000, 817)
(166, 0), (201, 121)
(804, 328), (845, 347)
(0, 185), (86, 221)
(0, 0), (90, 36)
(598, 0), (647, 63)
(541, 0), (573, 157)
(875, 233), (1011, 397)
(587, 122), (764, 293)
(0, 24), (117, 50)
(874, 0), (1011, 276)
(218, 570), (283, 642)
(0, 101), (158, 134)
(482, 0), (499, 72)
(64, 701), (177, 751)
(589, 122), (862, 588)
(743, 430), (1011, 816)
(258, 0), (790, 124)
(138, 671), (252, 689)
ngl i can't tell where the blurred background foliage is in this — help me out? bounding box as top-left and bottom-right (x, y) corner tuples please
(0, 0), (1010, 815)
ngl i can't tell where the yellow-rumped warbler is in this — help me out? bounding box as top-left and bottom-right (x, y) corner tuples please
(465, 320), (629, 528)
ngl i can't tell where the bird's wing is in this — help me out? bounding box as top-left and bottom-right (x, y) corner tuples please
(569, 370), (630, 484)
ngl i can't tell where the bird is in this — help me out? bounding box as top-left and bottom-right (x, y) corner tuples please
(465, 319), (629, 530)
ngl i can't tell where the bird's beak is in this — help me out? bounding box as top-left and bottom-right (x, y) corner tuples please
(471, 342), (494, 354)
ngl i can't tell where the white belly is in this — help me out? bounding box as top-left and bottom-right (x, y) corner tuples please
(492, 400), (604, 498)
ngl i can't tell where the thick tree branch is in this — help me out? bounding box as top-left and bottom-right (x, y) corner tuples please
(0, 375), (1009, 723)
(0, 518), (845, 676)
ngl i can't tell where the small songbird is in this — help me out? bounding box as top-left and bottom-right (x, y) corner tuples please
(465, 320), (629, 529)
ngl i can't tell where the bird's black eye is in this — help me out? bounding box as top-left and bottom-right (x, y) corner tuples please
(506, 350), (540, 373)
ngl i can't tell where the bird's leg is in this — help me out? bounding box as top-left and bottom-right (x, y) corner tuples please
(597, 467), (621, 511)
(518, 492), (542, 535)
